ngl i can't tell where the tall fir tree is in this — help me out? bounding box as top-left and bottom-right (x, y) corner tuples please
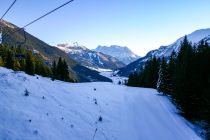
(25, 51), (35, 75)
(157, 57), (169, 95)
(52, 60), (57, 80)
(13, 60), (21, 71)
(5, 50), (14, 69)
(174, 36), (194, 117)
(62, 60), (70, 82)
(167, 51), (176, 96)
(0, 57), (4, 66)
(56, 57), (63, 80)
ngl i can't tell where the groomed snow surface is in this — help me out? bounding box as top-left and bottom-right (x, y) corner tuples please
(0, 67), (202, 140)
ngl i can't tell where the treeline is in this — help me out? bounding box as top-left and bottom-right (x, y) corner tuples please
(127, 57), (160, 88)
(127, 37), (210, 137)
(0, 44), (73, 82)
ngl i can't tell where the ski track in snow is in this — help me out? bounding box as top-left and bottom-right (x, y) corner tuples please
(0, 67), (202, 140)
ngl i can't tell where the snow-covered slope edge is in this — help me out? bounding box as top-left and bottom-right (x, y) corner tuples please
(0, 67), (202, 140)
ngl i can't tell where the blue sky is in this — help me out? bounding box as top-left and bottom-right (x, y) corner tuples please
(1, 0), (210, 56)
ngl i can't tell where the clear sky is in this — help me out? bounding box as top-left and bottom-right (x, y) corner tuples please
(1, 0), (210, 56)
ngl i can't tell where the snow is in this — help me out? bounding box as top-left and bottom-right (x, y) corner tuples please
(0, 67), (202, 140)
(97, 56), (104, 65)
(100, 70), (128, 85)
(86, 67), (112, 72)
(56, 44), (88, 54)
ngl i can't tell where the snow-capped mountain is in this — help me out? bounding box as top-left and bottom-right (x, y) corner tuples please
(94, 45), (140, 65)
(118, 28), (210, 76)
(56, 43), (125, 70)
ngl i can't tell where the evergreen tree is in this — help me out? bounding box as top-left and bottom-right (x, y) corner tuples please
(52, 60), (57, 80)
(56, 57), (63, 80)
(0, 57), (4, 66)
(13, 60), (21, 71)
(157, 57), (169, 95)
(25, 51), (35, 75)
(62, 60), (70, 82)
(5, 50), (14, 69)
(35, 59), (42, 75)
(44, 66), (52, 77)
(19, 59), (25, 71)
(127, 72), (139, 87)
(141, 57), (160, 88)
(167, 51), (176, 95)
(174, 36), (194, 117)
(127, 73), (135, 86)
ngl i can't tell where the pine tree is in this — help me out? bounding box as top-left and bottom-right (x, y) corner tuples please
(62, 60), (70, 82)
(127, 72), (139, 87)
(35, 59), (42, 75)
(174, 36), (194, 117)
(56, 57), (63, 80)
(19, 59), (25, 71)
(44, 66), (52, 77)
(5, 50), (14, 69)
(127, 73), (136, 86)
(143, 57), (160, 88)
(13, 60), (21, 71)
(25, 51), (35, 75)
(157, 57), (169, 95)
(0, 57), (4, 66)
(52, 60), (57, 80)
(167, 51), (176, 95)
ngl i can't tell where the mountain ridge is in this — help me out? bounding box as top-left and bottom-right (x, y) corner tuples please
(56, 43), (125, 70)
(94, 45), (140, 64)
(118, 28), (210, 77)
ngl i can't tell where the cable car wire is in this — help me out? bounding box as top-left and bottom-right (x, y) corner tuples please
(0, 0), (17, 44)
(0, 0), (17, 20)
(22, 0), (74, 29)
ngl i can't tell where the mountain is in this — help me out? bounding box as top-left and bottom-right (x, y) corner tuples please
(118, 28), (210, 77)
(0, 67), (201, 140)
(0, 20), (111, 82)
(56, 43), (125, 70)
(94, 45), (140, 65)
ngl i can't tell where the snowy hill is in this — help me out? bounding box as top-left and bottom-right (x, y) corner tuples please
(118, 28), (210, 76)
(0, 67), (202, 140)
(94, 45), (140, 65)
(56, 43), (125, 70)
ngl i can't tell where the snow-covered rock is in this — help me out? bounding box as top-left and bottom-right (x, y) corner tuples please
(94, 45), (140, 65)
(56, 43), (125, 70)
(0, 67), (202, 140)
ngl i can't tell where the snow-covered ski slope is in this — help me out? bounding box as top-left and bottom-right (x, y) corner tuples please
(0, 67), (202, 140)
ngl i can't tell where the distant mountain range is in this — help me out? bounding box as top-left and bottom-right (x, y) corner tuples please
(93, 45), (140, 65)
(0, 20), (111, 82)
(56, 43), (125, 70)
(118, 28), (210, 77)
